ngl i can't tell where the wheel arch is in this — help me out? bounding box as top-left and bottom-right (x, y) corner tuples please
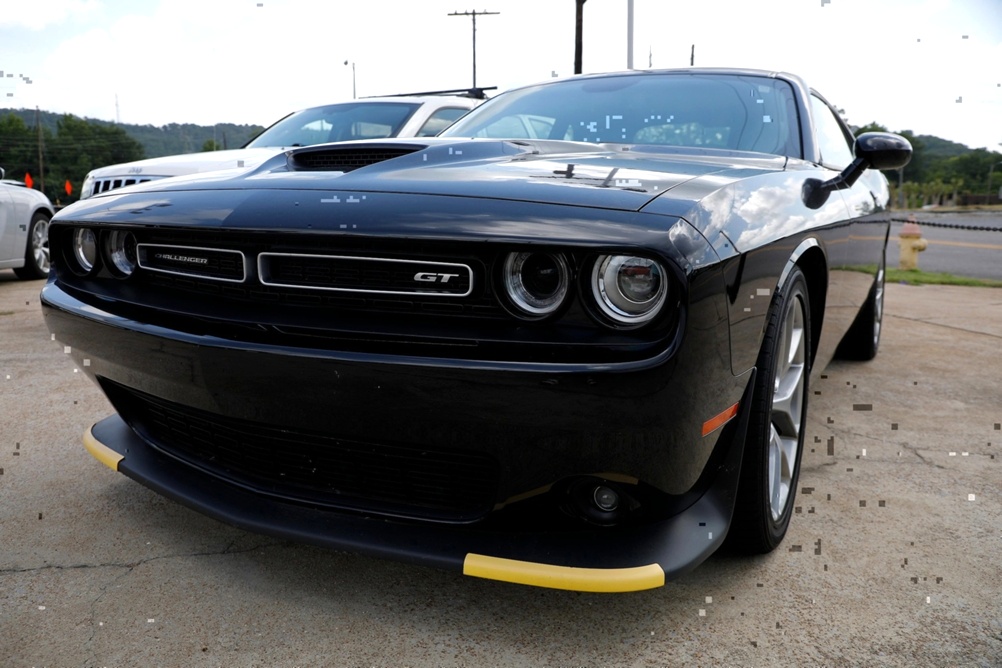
(778, 239), (827, 370)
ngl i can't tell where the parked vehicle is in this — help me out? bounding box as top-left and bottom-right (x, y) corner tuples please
(79, 95), (482, 199)
(0, 168), (55, 279)
(44, 68), (910, 591)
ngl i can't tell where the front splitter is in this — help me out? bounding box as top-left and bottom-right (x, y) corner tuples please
(85, 406), (748, 593)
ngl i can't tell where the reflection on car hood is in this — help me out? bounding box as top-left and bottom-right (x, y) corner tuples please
(82, 139), (788, 213)
(84, 148), (289, 178)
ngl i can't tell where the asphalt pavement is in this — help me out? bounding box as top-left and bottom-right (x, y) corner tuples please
(892, 210), (1002, 281)
(1, 272), (1000, 667)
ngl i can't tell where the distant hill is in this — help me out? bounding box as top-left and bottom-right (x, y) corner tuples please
(915, 134), (970, 160)
(0, 108), (265, 159)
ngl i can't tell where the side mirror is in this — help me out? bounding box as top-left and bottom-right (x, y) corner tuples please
(803, 132), (913, 209)
(854, 132), (913, 171)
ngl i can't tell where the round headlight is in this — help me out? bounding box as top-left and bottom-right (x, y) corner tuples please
(71, 228), (98, 273)
(104, 230), (138, 277)
(592, 255), (667, 325)
(503, 251), (570, 317)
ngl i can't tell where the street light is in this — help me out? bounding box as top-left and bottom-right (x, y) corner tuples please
(343, 60), (356, 99)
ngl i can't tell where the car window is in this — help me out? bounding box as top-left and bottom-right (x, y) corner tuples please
(470, 115), (532, 139)
(246, 102), (421, 147)
(810, 94), (854, 168)
(444, 73), (802, 157)
(415, 107), (472, 137)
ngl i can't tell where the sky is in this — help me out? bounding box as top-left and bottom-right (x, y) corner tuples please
(1, 0), (1000, 151)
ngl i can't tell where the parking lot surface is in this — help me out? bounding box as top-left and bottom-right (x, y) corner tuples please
(1, 272), (1000, 667)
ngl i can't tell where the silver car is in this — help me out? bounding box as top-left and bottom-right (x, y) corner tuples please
(0, 168), (55, 279)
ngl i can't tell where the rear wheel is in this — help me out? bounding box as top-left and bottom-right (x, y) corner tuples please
(728, 266), (811, 553)
(836, 253), (885, 361)
(13, 212), (51, 280)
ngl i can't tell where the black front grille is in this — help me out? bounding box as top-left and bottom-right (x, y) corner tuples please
(138, 244), (246, 282)
(104, 381), (500, 522)
(290, 147), (421, 172)
(132, 230), (503, 319)
(144, 264), (501, 318)
(259, 253), (473, 296)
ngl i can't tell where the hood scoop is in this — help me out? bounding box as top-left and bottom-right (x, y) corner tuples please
(288, 144), (428, 173)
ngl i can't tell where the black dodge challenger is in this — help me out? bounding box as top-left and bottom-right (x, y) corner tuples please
(42, 69), (910, 592)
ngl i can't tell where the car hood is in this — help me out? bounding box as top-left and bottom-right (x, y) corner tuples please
(85, 148), (287, 178)
(81, 139), (787, 213)
(1, 180), (54, 208)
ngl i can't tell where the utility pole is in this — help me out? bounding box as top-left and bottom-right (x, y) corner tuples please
(690, 44), (695, 66)
(448, 9), (499, 90)
(35, 106), (45, 193)
(626, 0), (634, 70)
(574, 0), (586, 74)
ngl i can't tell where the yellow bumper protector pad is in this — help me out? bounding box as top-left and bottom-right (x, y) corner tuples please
(463, 554), (665, 592)
(83, 425), (124, 471)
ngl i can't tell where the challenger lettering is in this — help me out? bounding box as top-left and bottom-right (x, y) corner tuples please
(155, 253), (209, 265)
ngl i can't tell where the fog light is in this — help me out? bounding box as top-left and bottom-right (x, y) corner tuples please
(593, 485), (620, 512)
(104, 230), (137, 277)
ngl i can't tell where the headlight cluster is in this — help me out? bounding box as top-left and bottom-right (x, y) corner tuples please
(500, 250), (670, 328)
(71, 228), (98, 273)
(66, 227), (138, 278)
(503, 252), (569, 317)
(591, 255), (667, 325)
(80, 174), (95, 200)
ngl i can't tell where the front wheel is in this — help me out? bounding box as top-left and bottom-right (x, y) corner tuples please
(727, 266), (811, 554)
(13, 212), (51, 280)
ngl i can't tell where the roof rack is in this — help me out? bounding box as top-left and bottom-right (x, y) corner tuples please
(367, 87), (497, 100)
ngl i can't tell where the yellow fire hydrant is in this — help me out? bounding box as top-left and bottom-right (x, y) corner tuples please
(898, 217), (928, 270)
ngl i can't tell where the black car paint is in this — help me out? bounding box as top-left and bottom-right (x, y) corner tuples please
(41, 69), (902, 591)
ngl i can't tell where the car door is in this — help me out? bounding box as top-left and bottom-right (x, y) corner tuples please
(0, 185), (18, 264)
(808, 93), (876, 356)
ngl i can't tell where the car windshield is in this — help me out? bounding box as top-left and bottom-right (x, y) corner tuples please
(245, 102), (421, 148)
(442, 73), (802, 157)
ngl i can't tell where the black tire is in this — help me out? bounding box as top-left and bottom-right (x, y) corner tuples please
(727, 266), (811, 554)
(13, 211), (51, 280)
(836, 253), (885, 361)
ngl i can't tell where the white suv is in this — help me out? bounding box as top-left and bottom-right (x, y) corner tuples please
(80, 95), (480, 199)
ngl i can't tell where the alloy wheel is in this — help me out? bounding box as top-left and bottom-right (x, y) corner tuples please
(768, 293), (806, 522)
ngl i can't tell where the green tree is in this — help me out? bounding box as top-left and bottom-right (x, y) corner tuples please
(0, 114), (40, 181)
(44, 115), (145, 203)
(943, 148), (1002, 198)
(201, 139), (222, 152)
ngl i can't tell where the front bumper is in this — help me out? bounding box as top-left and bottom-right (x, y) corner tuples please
(45, 279), (753, 591)
(85, 396), (749, 592)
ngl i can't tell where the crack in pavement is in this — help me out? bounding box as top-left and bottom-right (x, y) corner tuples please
(0, 539), (286, 575)
(886, 313), (1002, 340)
(73, 539), (284, 668)
(807, 425), (951, 469)
(0, 538), (286, 668)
